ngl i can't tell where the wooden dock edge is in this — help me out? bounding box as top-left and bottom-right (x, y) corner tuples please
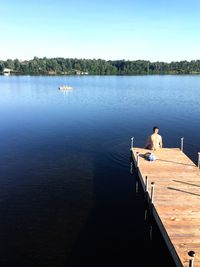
(131, 149), (183, 267)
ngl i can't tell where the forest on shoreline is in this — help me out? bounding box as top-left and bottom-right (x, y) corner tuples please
(1, 57), (200, 75)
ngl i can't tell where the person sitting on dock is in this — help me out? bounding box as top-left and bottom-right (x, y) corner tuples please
(145, 126), (163, 151)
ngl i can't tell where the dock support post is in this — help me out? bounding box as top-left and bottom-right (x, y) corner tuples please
(145, 176), (148, 193)
(136, 180), (139, 193)
(150, 182), (155, 204)
(130, 161), (133, 174)
(144, 208), (148, 221)
(198, 153), (200, 169)
(181, 137), (184, 152)
(149, 182), (155, 240)
(150, 225), (153, 240)
(136, 152), (140, 168)
(130, 137), (134, 149)
(188, 251), (195, 267)
(144, 176), (149, 221)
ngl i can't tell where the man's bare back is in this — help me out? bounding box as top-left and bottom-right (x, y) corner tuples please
(145, 127), (163, 151)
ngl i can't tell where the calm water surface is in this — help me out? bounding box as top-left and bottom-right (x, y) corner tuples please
(0, 75), (200, 266)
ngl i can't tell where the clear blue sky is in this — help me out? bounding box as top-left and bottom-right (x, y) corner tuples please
(1, 0), (200, 62)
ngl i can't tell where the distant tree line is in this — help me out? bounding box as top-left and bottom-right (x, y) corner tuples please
(1, 57), (200, 75)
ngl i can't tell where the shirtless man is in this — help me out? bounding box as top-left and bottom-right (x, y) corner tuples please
(145, 126), (163, 151)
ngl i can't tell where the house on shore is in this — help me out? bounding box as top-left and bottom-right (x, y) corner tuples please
(3, 68), (11, 75)
(75, 70), (89, 75)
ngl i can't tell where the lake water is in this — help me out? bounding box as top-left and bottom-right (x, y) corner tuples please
(0, 75), (200, 266)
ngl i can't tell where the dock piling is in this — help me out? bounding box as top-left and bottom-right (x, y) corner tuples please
(136, 181), (139, 193)
(136, 152), (140, 168)
(144, 209), (148, 221)
(188, 251), (195, 267)
(150, 225), (153, 240)
(198, 153), (200, 168)
(149, 182), (155, 239)
(150, 182), (155, 204)
(130, 137), (134, 149)
(144, 177), (149, 221)
(145, 176), (148, 193)
(130, 161), (133, 174)
(181, 137), (184, 152)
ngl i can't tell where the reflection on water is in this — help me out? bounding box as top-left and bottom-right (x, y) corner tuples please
(0, 75), (200, 266)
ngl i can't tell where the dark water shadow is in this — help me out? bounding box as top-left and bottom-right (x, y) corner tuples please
(0, 151), (177, 267)
(66, 155), (176, 267)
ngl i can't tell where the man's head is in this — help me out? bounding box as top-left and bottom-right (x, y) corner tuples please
(153, 126), (159, 134)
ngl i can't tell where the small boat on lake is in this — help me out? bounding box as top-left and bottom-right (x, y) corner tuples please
(58, 85), (73, 90)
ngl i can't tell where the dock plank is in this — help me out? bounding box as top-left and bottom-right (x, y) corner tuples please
(132, 147), (200, 267)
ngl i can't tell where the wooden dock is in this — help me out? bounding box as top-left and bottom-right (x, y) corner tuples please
(131, 147), (200, 267)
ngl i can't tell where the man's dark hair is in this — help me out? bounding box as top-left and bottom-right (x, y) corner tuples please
(153, 126), (159, 132)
